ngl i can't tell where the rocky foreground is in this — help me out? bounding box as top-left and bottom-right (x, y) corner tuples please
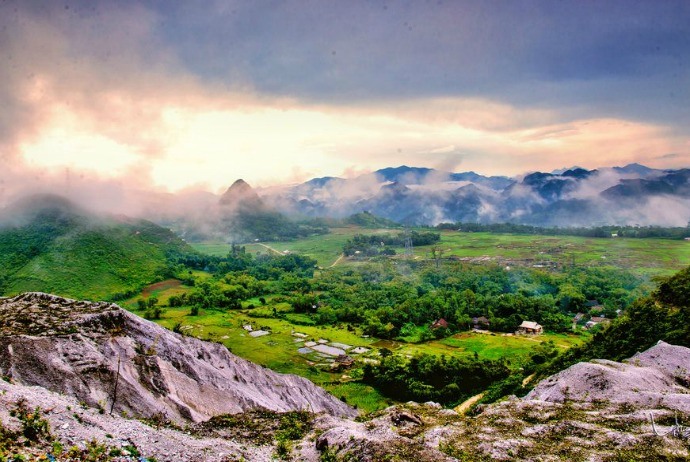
(1, 293), (689, 461)
(0, 292), (355, 423)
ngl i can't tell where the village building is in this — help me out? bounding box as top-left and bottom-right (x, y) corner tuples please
(516, 321), (543, 335)
(585, 316), (611, 330)
(330, 354), (355, 372)
(431, 318), (448, 329)
(585, 300), (603, 310)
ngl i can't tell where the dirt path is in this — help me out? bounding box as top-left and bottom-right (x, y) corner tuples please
(141, 279), (182, 297)
(522, 373), (535, 387)
(329, 254), (345, 268)
(257, 243), (283, 255)
(455, 392), (485, 414)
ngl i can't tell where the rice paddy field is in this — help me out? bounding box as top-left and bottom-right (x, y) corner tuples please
(125, 279), (588, 412)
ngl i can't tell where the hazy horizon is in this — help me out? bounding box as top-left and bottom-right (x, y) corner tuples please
(1, 1), (689, 203)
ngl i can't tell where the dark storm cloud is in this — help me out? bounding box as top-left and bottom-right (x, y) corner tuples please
(1, 0), (689, 194)
(2, 0), (689, 127)
(142, 1), (690, 123)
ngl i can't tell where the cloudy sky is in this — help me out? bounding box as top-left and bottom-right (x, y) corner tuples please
(1, 0), (689, 196)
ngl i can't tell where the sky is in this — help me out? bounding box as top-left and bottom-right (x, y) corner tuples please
(1, 0), (689, 198)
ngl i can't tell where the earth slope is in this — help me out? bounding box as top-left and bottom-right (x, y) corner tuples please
(0, 292), (356, 424)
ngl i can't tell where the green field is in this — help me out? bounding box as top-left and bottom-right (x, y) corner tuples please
(146, 299), (388, 411)
(192, 227), (395, 267)
(194, 228), (690, 276)
(145, 228), (690, 411)
(437, 231), (690, 276)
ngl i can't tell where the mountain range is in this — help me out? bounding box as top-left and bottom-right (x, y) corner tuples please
(258, 163), (690, 227)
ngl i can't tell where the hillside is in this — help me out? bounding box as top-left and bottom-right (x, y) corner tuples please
(537, 264), (690, 380)
(0, 292), (355, 423)
(1, 307), (687, 461)
(216, 179), (330, 242)
(0, 195), (194, 300)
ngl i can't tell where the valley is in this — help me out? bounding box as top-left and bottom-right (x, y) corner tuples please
(3, 3), (690, 458)
(2, 195), (690, 459)
(3, 194), (689, 415)
(118, 225), (690, 411)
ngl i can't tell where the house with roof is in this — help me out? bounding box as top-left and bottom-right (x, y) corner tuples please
(516, 320), (543, 335)
(585, 300), (604, 312)
(584, 316), (611, 330)
(431, 318), (448, 329)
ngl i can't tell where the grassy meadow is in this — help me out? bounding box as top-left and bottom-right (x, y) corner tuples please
(437, 231), (690, 276)
(195, 228), (690, 276)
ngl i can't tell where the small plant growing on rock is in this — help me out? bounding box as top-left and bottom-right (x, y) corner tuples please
(11, 399), (50, 442)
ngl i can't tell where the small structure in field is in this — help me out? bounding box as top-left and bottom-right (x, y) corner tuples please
(516, 321), (543, 335)
(473, 316), (490, 330)
(330, 355), (355, 372)
(431, 318), (448, 329)
(312, 344), (347, 357)
(249, 330), (270, 338)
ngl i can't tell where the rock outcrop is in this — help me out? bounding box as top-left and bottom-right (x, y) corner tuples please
(526, 341), (690, 413)
(2, 295), (689, 461)
(0, 292), (356, 423)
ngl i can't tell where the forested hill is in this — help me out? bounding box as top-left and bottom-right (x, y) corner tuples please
(538, 264), (690, 379)
(0, 194), (194, 300)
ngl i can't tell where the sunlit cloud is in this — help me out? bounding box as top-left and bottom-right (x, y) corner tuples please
(1, 0), (689, 201)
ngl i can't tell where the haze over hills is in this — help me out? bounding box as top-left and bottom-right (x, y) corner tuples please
(5, 163), (689, 249)
(259, 163), (690, 227)
(0, 194), (193, 300)
(80, 162), (690, 243)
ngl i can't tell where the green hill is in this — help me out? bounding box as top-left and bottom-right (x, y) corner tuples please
(345, 211), (401, 228)
(537, 264), (690, 381)
(0, 195), (194, 301)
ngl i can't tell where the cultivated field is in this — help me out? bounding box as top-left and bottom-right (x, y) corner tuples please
(142, 228), (690, 410)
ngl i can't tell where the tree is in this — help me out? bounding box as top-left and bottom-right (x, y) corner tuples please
(430, 246), (447, 269)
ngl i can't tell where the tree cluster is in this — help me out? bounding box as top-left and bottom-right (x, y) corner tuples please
(363, 352), (510, 405)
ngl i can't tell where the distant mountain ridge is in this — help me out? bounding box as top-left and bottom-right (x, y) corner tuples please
(257, 163), (690, 227)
